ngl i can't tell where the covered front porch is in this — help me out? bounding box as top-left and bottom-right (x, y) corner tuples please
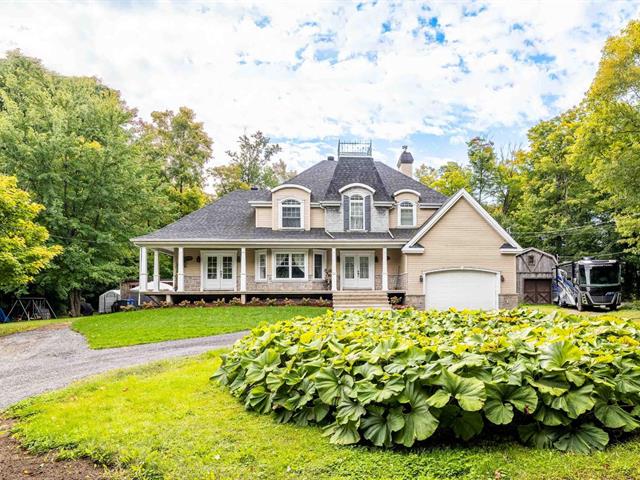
(136, 244), (407, 301)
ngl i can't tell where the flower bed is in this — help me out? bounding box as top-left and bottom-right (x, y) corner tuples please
(213, 308), (640, 453)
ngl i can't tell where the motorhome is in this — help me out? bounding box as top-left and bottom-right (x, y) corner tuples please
(553, 258), (622, 311)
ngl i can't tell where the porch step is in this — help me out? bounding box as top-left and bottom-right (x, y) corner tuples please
(332, 291), (392, 311)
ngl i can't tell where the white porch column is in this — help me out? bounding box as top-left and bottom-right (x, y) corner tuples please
(139, 246), (148, 291)
(177, 247), (185, 292)
(382, 247), (388, 291)
(240, 247), (247, 291)
(331, 248), (337, 291)
(153, 250), (160, 292)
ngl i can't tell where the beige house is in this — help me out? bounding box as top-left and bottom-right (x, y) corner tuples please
(132, 142), (522, 310)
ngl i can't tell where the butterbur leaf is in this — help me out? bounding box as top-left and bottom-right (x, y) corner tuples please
(246, 386), (272, 414)
(540, 341), (582, 371)
(553, 423), (609, 454)
(336, 398), (367, 424)
(484, 399), (514, 425)
(508, 386), (538, 413)
(518, 423), (559, 449)
(361, 406), (405, 447)
(550, 385), (595, 418)
(534, 404), (570, 426)
(315, 368), (354, 404)
(435, 370), (486, 411)
(594, 403), (640, 431)
(427, 389), (451, 408)
(354, 363), (384, 379)
(528, 376), (569, 396)
(452, 411), (484, 441)
(322, 421), (361, 445)
(355, 376), (405, 404)
(394, 382), (438, 447)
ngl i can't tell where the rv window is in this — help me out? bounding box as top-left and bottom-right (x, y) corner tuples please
(588, 266), (619, 286)
(578, 265), (587, 285)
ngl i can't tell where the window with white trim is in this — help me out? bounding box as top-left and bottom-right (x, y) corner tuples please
(313, 251), (325, 280)
(280, 199), (302, 229)
(275, 252), (306, 279)
(349, 194), (364, 230)
(398, 201), (416, 227)
(255, 250), (267, 281)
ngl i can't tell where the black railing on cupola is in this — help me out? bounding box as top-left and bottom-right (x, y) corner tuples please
(337, 139), (372, 157)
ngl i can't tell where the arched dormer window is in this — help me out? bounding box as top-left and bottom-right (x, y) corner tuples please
(349, 194), (365, 230)
(280, 199), (303, 229)
(398, 200), (416, 227)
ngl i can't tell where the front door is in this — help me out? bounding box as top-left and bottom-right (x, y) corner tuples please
(202, 251), (235, 290)
(342, 253), (374, 289)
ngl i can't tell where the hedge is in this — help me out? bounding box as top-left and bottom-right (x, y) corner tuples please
(213, 308), (640, 453)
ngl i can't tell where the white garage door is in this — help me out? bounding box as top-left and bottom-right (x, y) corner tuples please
(424, 269), (498, 310)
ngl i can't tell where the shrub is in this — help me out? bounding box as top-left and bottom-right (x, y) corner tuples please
(213, 308), (640, 453)
(264, 298), (278, 306)
(178, 300), (191, 308)
(193, 299), (207, 307)
(212, 298), (226, 307)
(228, 297), (242, 305)
(248, 297), (264, 306)
(141, 301), (157, 309)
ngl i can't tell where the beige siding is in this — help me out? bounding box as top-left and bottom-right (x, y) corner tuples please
(183, 248), (201, 277)
(271, 188), (311, 231)
(310, 207), (325, 228)
(404, 197), (517, 296)
(390, 206), (435, 229)
(416, 208), (436, 226)
(255, 207), (272, 228)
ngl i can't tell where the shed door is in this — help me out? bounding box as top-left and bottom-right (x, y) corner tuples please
(523, 279), (551, 304)
(425, 270), (498, 310)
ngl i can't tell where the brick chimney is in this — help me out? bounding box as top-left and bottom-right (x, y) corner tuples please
(397, 145), (414, 177)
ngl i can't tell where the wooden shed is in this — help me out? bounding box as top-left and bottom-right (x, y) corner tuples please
(516, 247), (557, 304)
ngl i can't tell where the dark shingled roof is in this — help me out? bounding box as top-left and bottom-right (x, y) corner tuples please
(135, 155), (447, 242)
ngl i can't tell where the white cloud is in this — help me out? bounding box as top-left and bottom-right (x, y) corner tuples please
(0, 0), (637, 172)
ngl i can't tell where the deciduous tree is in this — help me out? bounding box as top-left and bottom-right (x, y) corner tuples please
(0, 175), (62, 293)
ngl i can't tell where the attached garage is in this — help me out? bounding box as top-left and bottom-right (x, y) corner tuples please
(424, 268), (500, 310)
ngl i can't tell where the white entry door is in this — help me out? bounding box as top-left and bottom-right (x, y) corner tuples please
(202, 251), (236, 290)
(424, 269), (499, 310)
(342, 253), (374, 289)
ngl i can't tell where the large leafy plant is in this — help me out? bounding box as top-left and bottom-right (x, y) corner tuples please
(213, 308), (640, 453)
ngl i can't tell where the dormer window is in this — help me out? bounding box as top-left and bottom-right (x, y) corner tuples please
(349, 194), (365, 230)
(280, 199), (302, 229)
(398, 201), (416, 227)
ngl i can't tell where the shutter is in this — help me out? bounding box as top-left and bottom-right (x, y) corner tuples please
(364, 195), (371, 232)
(343, 195), (349, 231)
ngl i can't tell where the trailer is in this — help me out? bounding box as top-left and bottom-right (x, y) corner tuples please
(553, 258), (622, 311)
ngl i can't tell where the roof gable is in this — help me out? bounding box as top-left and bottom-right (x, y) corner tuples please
(402, 189), (522, 252)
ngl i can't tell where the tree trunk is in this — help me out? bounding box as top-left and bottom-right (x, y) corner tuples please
(69, 289), (82, 317)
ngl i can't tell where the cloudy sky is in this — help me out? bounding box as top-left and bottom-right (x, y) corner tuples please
(1, 1), (638, 173)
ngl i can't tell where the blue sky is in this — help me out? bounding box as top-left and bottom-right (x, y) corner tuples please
(1, 0), (639, 175)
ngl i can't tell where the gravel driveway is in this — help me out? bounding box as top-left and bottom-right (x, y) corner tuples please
(0, 326), (246, 410)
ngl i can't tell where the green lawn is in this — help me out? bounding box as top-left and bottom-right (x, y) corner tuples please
(525, 303), (640, 321)
(0, 319), (68, 338)
(71, 306), (327, 349)
(8, 351), (640, 480)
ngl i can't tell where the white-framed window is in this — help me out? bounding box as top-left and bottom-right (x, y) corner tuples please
(255, 250), (267, 282)
(280, 198), (303, 229)
(313, 250), (326, 280)
(349, 194), (365, 231)
(274, 251), (307, 280)
(398, 201), (416, 227)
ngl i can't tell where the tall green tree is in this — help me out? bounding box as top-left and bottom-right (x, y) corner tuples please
(136, 107), (212, 222)
(510, 109), (615, 258)
(210, 131), (282, 196)
(0, 175), (62, 293)
(416, 162), (472, 196)
(572, 20), (640, 255)
(467, 137), (498, 205)
(492, 146), (526, 225)
(0, 51), (157, 315)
